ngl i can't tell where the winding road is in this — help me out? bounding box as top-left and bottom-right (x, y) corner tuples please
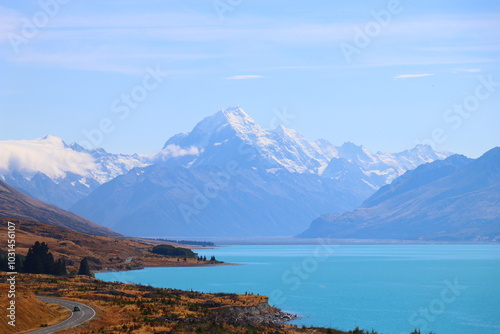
(26, 297), (96, 334)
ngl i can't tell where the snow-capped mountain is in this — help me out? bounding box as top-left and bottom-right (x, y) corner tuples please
(159, 106), (451, 186)
(0, 135), (151, 208)
(1, 106), (453, 237)
(69, 106), (453, 237)
(160, 107), (328, 174)
(69, 142), (151, 184)
(323, 142), (452, 190)
(161, 107), (334, 174)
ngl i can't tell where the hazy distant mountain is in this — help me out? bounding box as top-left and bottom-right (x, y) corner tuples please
(0, 179), (120, 237)
(70, 107), (451, 237)
(70, 162), (359, 237)
(325, 142), (450, 187)
(298, 147), (500, 241)
(0, 135), (151, 208)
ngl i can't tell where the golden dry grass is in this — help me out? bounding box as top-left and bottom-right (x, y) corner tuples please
(0, 283), (70, 334)
(0, 217), (224, 272)
(0, 218), (348, 333)
(6, 274), (347, 334)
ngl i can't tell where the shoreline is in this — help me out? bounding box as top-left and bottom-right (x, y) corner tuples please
(94, 261), (239, 273)
(10, 273), (325, 334)
(140, 236), (500, 245)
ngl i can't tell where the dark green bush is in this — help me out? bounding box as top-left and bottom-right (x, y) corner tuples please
(151, 245), (196, 258)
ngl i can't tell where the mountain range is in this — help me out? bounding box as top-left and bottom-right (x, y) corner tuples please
(298, 147), (500, 241)
(0, 107), (456, 237)
(0, 135), (150, 209)
(64, 107), (449, 237)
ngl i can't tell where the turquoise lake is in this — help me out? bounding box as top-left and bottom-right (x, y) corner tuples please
(97, 245), (500, 334)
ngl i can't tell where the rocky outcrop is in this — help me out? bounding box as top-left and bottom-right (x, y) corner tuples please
(216, 300), (298, 324)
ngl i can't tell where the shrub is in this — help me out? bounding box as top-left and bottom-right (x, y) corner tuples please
(151, 245), (196, 258)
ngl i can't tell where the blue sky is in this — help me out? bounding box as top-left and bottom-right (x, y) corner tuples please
(0, 0), (499, 157)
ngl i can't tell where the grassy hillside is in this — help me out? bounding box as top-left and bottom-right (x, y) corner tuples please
(0, 218), (371, 334)
(0, 217), (220, 272)
(9, 274), (349, 334)
(0, 180), (119, 237)
(0, 283), (70, 334)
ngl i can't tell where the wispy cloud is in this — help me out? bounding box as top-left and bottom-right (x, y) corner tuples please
(1, 4), (499, 75)
(225, 75), (265, 80)
(394, 73), (434, 79)
(451, 68), (482, 73)
(0, 6), (23, 42)
(11, 49), (215, 75)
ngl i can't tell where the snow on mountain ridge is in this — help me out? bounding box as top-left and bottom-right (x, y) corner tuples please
(68, 142), (151, 184)
(271, 125), (330, 173)
(161, 106), (452, 177)
(314, 138), (339, 161)
(333, 142), (453, 176)
(0, 107), (453, 210)
(221, 107), (276, 149)
(162, 106), (325, 173)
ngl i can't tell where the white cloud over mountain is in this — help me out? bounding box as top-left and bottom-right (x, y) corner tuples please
(158, 144), (202, 159)
(0, 135), (96, 179)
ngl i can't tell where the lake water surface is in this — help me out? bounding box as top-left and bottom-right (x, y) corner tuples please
(97, 245), (500, 334)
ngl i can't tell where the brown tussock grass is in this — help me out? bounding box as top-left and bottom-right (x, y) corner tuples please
(0, 217), (229, 273)
(0, 284), (70, 334)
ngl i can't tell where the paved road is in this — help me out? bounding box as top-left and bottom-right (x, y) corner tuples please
(26, 297), (96, 334)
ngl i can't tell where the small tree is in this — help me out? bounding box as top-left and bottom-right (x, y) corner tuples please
(23, 241), (54, 274)
(53, 258), (67, 276)
(78, 257), (93, 277)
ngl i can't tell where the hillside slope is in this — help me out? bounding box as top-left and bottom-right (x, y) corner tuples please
(0, 179), (120, 237)
(70, 163), (360, 237)
(0, 217), (206, 271)
(299, 148), (500, 241)
(0, 284), (69, 334)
